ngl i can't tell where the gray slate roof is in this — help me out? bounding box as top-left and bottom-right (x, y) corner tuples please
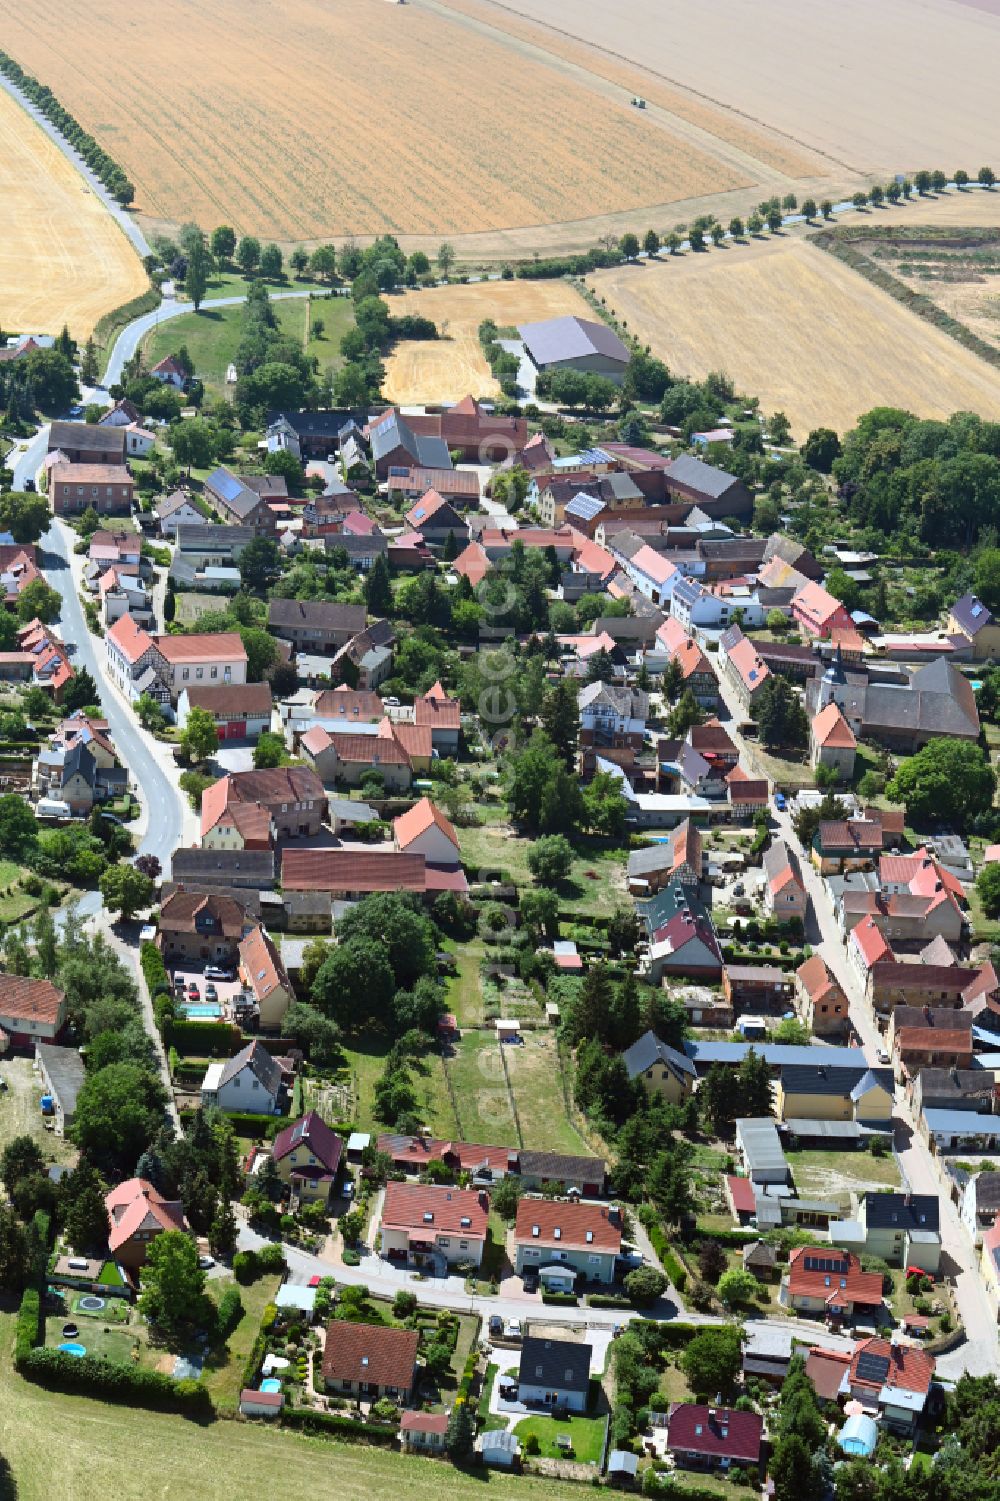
(518, 1337), (591, 1393)
(666, 453), (741, 501)
(622, 1029), (697, 1082)
(218, 1039), (283, 1095)
(517, 316), (630, 368)
(517, 1149), (605, 1184)
(170, 848), (276, 889)
(862, 1192), (939, 1233)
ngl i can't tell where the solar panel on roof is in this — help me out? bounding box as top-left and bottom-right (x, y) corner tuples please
(856, 1352), (890, 1384)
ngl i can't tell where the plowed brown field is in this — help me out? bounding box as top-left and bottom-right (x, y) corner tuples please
(383, 279), (591, 405)
(0, 86), (146, 338)
(1, 0), (751, 241)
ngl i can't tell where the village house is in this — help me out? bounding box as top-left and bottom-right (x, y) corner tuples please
(762, 840), (807, 922)
(645, 905), (723, 984)
(237, 923), (293, 1030)
(299, 725), (413, 792)
(981, 1216), (1000, 1319)
(157, 888), (254, 964)
(268, 598), (367, 655)
(105, 1178), (187, 1270)
(47, 420), (126, 466)
(203, 468), (278, 532)
(722, 965), (795, 1017)
(49, 462), (135, 516)
(781, 1246), (884, 1321)
(718, 626), (770, 710)
(280, 848), (432, 900)
(393, 797), (461, 866)
(414, 681), (461, 755)
(622, 1029), (697, 1105)
(805, 655), (980, 753)
(513, 1200), (621, 1288)
(155, 489), (205, 535)
(403, 490), (467, 545)
(662, 453), (753, 521)
(0, 974), (68, 1048)
(775, 1063), (893, 1125)
(370, 408), (453, 480)
(890, 1006), (974, 1074)
(868, 961), (986, 1016)
(169, 848), (276, 892)
(200, 1039), (285, 1115)
(376, 1133), (514, 1182)
(399, 1411), (449, 1453)
(150, 354), (188, 389)
(795, 955), (849, 1038)
(845, 1337), (936, 1434)
(666, 1405), (763, 1473)
(813, 820), (884, 875)
(517, 1150), (606, 1196)
(322, 1322), (418, 1403)
(98, 567), (152, 628)
(105, 616), (248, 709)
(270, 1111), (343, 1204)
(177, 681), (273, 743)
(947, 593), (1000, 660)
(380, 1182), (488, 1270)
(201, 767), (326, 843)
(792, 580), (854, 639)
(832, 1192), (941, 1273)
(517, 1337), (592, 1413)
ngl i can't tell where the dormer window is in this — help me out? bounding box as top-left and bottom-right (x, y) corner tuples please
(531, 1225), (540, 1237)
(553, 1228), (561, 1240)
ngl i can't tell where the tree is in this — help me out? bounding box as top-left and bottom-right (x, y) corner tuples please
(135, 854), (161, 882)
(728, 216), (744, 238)
(99, 864), (155, 921)
(364, 553), (392, 614)
(851, 191), (868, 211)
(539, 679), (580, 768)
(698, 1239), (727, 1283)
(240, 626), (279, 682)
(252, 730), (287, 769)
(136, 694), (166, 732)
(979, 165), (996, 188)
(667, 687), (703, 739)
(820, 199), (833, 219)
(518, 886), (560, 940)
(716, 1267), (759, 1308)
(238, 536), (280, 592)
(209, 1196), (238, 1258)
(0, 795), (38, 860)
(211, 225), (236, 263)
(24, 347), (79, 413)
(185, 238), (209, 311)
(72, 1062), (166, 1176)
(307, 245), (337, 283)
(312, 939), (395, 1028)
(620, 232), (640, 261)
(802, 426), (841, 472)
(770, 1435), (817, 1501)
(643, 228), (660, 257)
(169, 417), (215, 474)
(977, 862), (1000, 919)
(0, 492), (50, 545)
(527, 834), (573, 886)
(260, 243), (283, 280)
(887, 738), (995, 829)
(437, 242), (455, 276)
(624, 1266), (668, 1306)
(680, 1327), (742, 1398)
(62, 1162), (111, 1252)
(583, 770), (629, 839)
(1, 1135), (45, 1192)
(445, 1399), (475, 1461)
(801, 198), (817, 221)
(235, 236), (261, 275)
(179, 705), (219, 764)
(752, 676), (808, 750)
(767, 206), (783, 232)
(870, 183), (885, 206)
(61, 669), (99, 715)
(16, 578), (61, 624)
(931, 169), (948, 191)
(914, 169), (932, 195)
(80, 337), (99, 385)
(0, 1204), (28, 1292)
(139, 1230), (212, 1346)
(338, 892), (438, 989)
(769, 411), (792, 445)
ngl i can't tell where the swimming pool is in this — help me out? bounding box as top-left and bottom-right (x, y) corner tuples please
(260, 1378), (282, 1393)
(59, 1342), (87, 1357)
(184, 1002), (222, 1019)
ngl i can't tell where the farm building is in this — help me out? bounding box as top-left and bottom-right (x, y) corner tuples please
(518, 316), (631, 384)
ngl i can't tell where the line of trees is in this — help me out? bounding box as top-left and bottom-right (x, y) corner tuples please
(0, 52), (135, 205)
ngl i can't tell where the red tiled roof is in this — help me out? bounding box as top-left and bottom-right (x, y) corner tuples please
(667, 1404), (762, 1464)
(895, 1027), (974, 1057)
(0, 974), (65, 1025)
(281, 849), (426, 893)
(804, 1347), (852, 1402)
(851, 915), (893, 969)
(239, 924), (291, 1004)
(848, 1337), (934, 1395)
(321, 1321), (418, 1391)
(787, 1246), (883, 1307)
(400, 1409), (449, 1434)
(107, 612), (155, 665)
(382, 1182), (488, 1238)
(394, 796), (459, 852)
(514, 1199), (621, 1254)
(414, 685), (460, 730)
(796, 954), (841, 1005)
(391, 723), (433, 761)
(106, 1177), (186, 1252)
(155, 631), (247, 665)
(812, 701), (856, 749)
(377, 1133), (511, 1174)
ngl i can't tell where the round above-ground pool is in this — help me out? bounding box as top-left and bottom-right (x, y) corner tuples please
(62, 1323), (79, 1338)
(78, 1295), (105, 1312)
(259, 1378), (282, 1393)
(59, 1342), (86, 1357)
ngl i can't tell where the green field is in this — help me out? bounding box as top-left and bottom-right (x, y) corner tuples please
(337, 1030), (458, 1137)
(457, 815), (627, 918)
(203, 1271), (283, 1411)
(513, 1413), (606, 1464)
(0, 1314), (595, 1501)
(786, 1146), (901, 1203)
(142, 293), (354, 395)
(443, 1031), (592, 1155)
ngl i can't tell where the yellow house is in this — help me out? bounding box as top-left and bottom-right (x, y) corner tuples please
(271, 1111), (343, 1203)
(948, 595), (1000, 661)
(981, 1216), (1000, 1320)
(775, 1064), (893, 1124)
(622, 1030), (697, 1105)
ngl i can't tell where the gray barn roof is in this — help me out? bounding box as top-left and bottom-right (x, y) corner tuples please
(517, 316), (630, 368)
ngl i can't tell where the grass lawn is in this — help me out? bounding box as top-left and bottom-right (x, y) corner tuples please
(457, 816), (627, 918)
(444, 938), (486, 1026)
(967, 880), (1000, 943)
(657, 1359), (694, 1404)
(443, 1031), (518, 1147)
(0, 859), (42, 923)
(173, 591), (232, 626)
(513, 1413), (607, 1464)
(0, 1316), (598, 1501)
(142, 294), (353, 396)
(0, 1057), (77, 1167)
(786, 1146), (900, 1204)
(337, 1029), (457, 1137)
(506, 1032), (593, 1155)
(203, 1271), (282, 1411)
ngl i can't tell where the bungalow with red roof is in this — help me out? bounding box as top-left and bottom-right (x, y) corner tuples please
(666, 1404), (763, 1473)
(846, 1337), (935, 1433)
(322, 1321), (419, 1403)
(271, 1111), (343, 1203)
(792, 580), (854, 639)
(393, 797), (460, 866)
(376, 1132), (513, 1180)
(380, 1182), (489, 1270)
(399, 1410), (449, 1453)
(106, 1177), (187, 1270)
(782, 1246), (884, 1322)
(810, 702), (857, 779)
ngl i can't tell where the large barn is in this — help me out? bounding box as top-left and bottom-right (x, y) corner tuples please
(518, 315), (631, 384)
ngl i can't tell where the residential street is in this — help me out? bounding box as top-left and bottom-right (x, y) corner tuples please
(711, 664), (1000, 1375)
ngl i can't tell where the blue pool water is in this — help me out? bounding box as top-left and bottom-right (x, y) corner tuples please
(59, 1342), (86, 1357)
(260, 1378), (282, 1393)
(184, 1003), (222, 1019)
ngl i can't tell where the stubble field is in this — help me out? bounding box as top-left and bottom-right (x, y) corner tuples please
(589, 223), (1000, 435)
(0, 85), (147, 338)
(382, 278), (591, 404)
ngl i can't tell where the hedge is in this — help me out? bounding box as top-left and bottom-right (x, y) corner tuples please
(140, 940), (170, 998)
(217, 1285), (244, 1338)
(648, 1225), (687, 1292)
(181, 1109), (279, 1138)
(280, 1408), (397, 1446)
(684, 1226), (760, 1247)
(19, 1348), (213, 1414)
(587, 1293), (632, 1309)
(241, 1301), (277, 1390)
(541, 1291), (578, 1306)
(14, 1288), (41, 1367)
(233, 1245), (286, 1284)
(167, 1019), (242, 1055)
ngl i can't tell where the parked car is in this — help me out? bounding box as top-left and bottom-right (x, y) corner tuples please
(173, 977), (187, 994)
(488, 1315), (503, 1337)
(774, 792), (787, 811)
(198, 1254), (215, 1270)
(204, 965), (234, 981)
(503, 1319), (523, 1340)
(522, 1272), (538, 1293)
(205, 985), (218, 1001)
(187, 984), (200, 999)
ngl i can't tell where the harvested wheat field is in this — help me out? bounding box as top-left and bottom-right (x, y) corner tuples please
(383, 279), (591, 405)
(2, 0), (754, 244)
(0, 87), (146, 338)
(493, 0), (1000, 180)
(589, 234), (1000, 435)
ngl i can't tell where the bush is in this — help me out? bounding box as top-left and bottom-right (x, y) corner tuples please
(140, 940), (171, 1000)
(164, 1019), (241, 1055)
(217, 1285), (244, 1337)
(20, 1347), (212, 1414)
(541, 1291), (578, 1306)
(587, 1293), (632, 1309)
(648, 1224), (687, 1292)
(14, 1287), (41, 1366)
(280, 1408), (397, 1445)
(234, 1245), (286, 1283)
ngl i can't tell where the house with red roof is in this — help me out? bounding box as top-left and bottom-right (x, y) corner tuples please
(380, 1182), (489, 1270)
(810, 701), (857, 778)
(299, 723), (414, 792)
(414, 681), (461, 754)
(271, 1111), (343, 1203)
(150, 354), (188, 389)
(376, 1132), (513, 1179)
(792, 580), (854, 639)
(513, 1199), (621, 1287)
(647, 908), (723, 983)
(980, 1213), (1000, 1318)
(452, 540), (491, 587)
(795, 955), (849, 1038)
(846, 1336), (935, 1433)
(393, 797), (460, 866)
(403, 489), (466, 544)
(0, 974), (67, 1047)
(322, 1320), (419, 1402)
(718, 626), (770, 709)
(762, 839), (807, 922)
(625, 544), (678, 605)
(105, 1177), (187, 1270)
(782, 1246), (884, 1322)
(848, 913), (894, 979)
(238, 924), (293, 1030)
(666, 1404), (763, 1472)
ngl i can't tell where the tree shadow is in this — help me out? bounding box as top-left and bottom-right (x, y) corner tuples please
(193, 309), (224, 322)
(0, 1457), (17, 1500)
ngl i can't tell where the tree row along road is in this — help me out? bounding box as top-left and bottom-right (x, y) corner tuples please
(711, 666), (1000, 1376)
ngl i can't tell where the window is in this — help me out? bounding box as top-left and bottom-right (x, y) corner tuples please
(588, 1254), (601, 1264)
(183, 668), (190, 680)
(211, 667), (218, 679)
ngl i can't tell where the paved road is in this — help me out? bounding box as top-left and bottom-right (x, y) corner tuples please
(710, 665), (999, 1375)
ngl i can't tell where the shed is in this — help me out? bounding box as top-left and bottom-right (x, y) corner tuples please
(476, 1428), (520, 1467)
(275, 1283), (317, 1316)
(346, 1131), (371, 1161)
(240, 1387), (284, 1418)
(496, 1019), (521, 1042)
(607, 1450), (639, 1485)
(838, 1413), (878, 1457)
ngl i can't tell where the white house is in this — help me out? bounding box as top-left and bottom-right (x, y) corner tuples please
(201, 1040), (284, 1115)
(124, 424), (156, 458)
(393, 797), (461, 865)
(151, 355), (187, 390)
(577, 681), (648, 739)
(625, 544), (678, 605)
(671, 575), (766, 631)
(517, 1337), (592, 1413)
(156, 490), (205, 535)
